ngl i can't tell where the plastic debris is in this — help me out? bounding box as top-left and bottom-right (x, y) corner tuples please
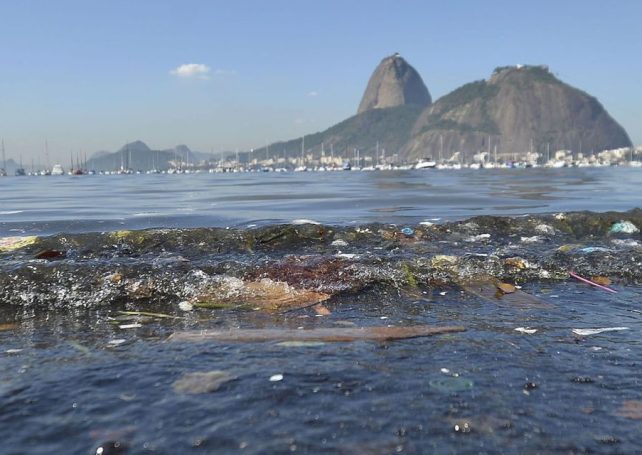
(464, 233), (491, 242)
(291, 219), (320, 225)
(520, 236), (542, 243)
(118, 323), (142, 329)
(609, 220), (639, 234)
(578, 247), (612, 254)
(108, 339), (127, 346)
(331, 239), (348, 247)
(568, 271), (617, 293)
(428, 376), (474, 393)
(534, 224), (555, 235)
(172, 370), (236, 394)
(0, 236), (38, 252)
(269, 374), (284, 382)
(400, 227), (415, 236)
(169, 325), (466, 343)
(461, 279), (550, 308)
(118, 311), (181, 320)
(276, 341), (325, 347)
(178, 301), (193, 311)
(572, 327), (629, 336)
(515, 327), (537, 334)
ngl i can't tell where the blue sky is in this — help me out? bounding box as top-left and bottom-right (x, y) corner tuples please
(1, 0), (640, 162)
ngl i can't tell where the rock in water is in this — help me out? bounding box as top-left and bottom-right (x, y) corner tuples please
(404, 65), (631, 162)
(357, 53), (432, 114)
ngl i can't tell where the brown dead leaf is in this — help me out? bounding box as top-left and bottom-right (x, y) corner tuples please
(497, 282), (516, 294)
(193, 278), (330, 312)
(313, 304), (331, 316)
(0, 323), (18, 332)
(591, 276), (611, 286)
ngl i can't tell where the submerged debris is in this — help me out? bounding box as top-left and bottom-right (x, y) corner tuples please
(172, 371), (236, 394)
(168, 325), (465, 343)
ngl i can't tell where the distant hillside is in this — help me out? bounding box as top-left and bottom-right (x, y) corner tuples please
(86, 141), (214, 171)
(402, 65), (632, 162)
(264, 58), (632, 164)
(253, 104), (424, 162)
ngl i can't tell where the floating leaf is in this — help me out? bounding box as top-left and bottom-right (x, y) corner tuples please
(496, 282), (516, 294)
(591, 276), (611, 286)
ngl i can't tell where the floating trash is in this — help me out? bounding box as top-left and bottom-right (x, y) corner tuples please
(496, 282), (516, 294)
(169, 325), (465, 343)
(276, 341), (326, 348)
(172, 370), (236, 394)
(609, 221), (639, 234)
(118, 323), (142, 330)
(429, 376), (474, 393)
(269, 374), (284, 382)
(514, 327), (537, 334)
(616, 400), (642, 420)
(400, 227), (415, 236)
(0, 236), (38, 252)
(572, 327), (630, 336)
(569, 271), (617, 293)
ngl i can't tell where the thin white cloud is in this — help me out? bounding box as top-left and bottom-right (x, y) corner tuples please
(307, 91), (318, 97)
(170, 63), (211, 79)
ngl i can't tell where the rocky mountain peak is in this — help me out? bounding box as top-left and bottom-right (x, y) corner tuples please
(357, 53), (431, 114)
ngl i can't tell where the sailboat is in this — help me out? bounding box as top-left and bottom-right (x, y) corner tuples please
(0, 139), (7, 177)
(15, 154), (26, 176)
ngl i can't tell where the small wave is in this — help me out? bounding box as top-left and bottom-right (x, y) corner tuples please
(0, 210), (24, 215)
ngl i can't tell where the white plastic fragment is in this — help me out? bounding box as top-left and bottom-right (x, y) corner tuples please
(534, 224), (555, 235)
(108, 339), (127, 346)
(440, 368), (450, 374)
(118, 323), (142, 329)
(572, 327), (630, 336)
(178, 301), (194, 311)
(5, 349), (23, 354)
(269, 374), (284, 382)
(520, 236), (542, 243)
(331, 239), (348, 247)
(515, 327), (538, 334)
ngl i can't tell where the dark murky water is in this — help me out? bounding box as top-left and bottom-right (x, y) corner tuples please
(1, 168), (641, 454)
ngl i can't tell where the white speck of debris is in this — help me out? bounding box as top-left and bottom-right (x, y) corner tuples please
(331, 239), (348, 247)
(380, 316), (388, 320)
(419, 221), (434, 227)
(554, 213), (566, 220)
(335, 253), (357, 259)
(108, 339), (127, 345)
(440, 368), (450, 374)
(5, 349), (23, 354)
(439, 291), (448, 296)
(269, 374), (284, 382)
(178, 301), (193, 311)
(535, 224), (555, 235)
(520, 236), (541, 243)
(118, 323), (142, 329)
(515, 327), (538, 334)
(572, 327), (630, 336)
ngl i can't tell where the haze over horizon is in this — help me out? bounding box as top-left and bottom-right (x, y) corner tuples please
(1, 0), (641, 164)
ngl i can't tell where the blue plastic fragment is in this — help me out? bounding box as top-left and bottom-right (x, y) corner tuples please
(401, 227), (415, 236)
(609, 221), (640, 234)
